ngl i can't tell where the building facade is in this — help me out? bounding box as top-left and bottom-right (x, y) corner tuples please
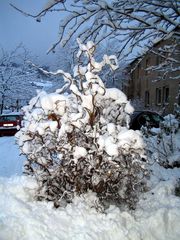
(126, 38), (180, 114)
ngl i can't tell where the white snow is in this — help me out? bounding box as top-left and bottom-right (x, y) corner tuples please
(0, 137), (24, 177)
(104, 137), (119, 156)
(81, 94), (93, 111)
(118, 129), (146, 153)
(0, 170), (179, 240)
(107, 123), (116, 135)
(40, 92), (67, 114)
(0, 133), (180, 240)
(73, 146), (87, 161)
(49, 121), (58, 132)
(104, 88), (127, 102)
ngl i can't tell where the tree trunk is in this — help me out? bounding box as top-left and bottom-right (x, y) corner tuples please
(0, 96), (4, 114)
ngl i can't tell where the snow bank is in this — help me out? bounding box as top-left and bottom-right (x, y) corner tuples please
(0, 174), (180, 240)
(0, 132), (180, 240)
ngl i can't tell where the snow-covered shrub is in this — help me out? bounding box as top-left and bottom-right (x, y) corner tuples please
(16, 39), (148, 209)
(142, 114), (179, 168)
(174, 83), (180, 124)
(175, 180), (180, 197)
(174, 103), (180, 125)
(162, 114), (179, 134)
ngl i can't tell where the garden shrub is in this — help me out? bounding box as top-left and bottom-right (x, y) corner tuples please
(17, 39), (148, 209)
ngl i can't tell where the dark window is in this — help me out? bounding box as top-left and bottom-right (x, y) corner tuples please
(178, 83), (180, 105)
(163, 86), (169, 104)
(156, 88), (162, 105)
(132, 70), (135, 80)
(156, 55), (163, 65)
(156, 56), (159, 65)
(145, 91), (150, 106)
(137, 64), (141, 79)
(146, 58), (149, 67)
(145, 58), (150, 75)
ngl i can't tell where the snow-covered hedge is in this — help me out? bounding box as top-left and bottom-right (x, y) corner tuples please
(143, 113), (180, 170)
(16, 40), (148, 209)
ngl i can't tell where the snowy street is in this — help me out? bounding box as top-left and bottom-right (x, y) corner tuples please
(0, 137), (24, 177)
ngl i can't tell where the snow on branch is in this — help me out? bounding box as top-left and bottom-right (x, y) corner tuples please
(10, 0), (180, 58)
(16, 39), (148, 210)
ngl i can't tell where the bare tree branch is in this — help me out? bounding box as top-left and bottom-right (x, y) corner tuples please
(10, 0), (180, 63)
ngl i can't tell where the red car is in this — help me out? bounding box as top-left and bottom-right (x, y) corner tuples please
(0, 112), (24, 136)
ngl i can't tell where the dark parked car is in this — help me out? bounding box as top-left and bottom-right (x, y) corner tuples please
(0, 112), (23, 136)
(130, 111), (164, 130)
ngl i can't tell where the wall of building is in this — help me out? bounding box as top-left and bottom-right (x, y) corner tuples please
(127, 39), (180, 115)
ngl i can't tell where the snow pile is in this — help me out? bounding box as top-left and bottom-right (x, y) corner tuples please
(16, 39), (148, 209)
(0, 171), (180, 240)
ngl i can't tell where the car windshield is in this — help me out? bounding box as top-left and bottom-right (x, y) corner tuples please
(138, 114), (150, 125)
(0, 116), (19, 122)
(151, 114), (163, 122)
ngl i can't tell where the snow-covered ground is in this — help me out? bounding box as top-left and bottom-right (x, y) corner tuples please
(0, 137), (24, 177)
(0, 135), (180, 240)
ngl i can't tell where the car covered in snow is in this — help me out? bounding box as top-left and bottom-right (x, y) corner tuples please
(129, 111), (164, 130)
(0, 112), (24, 136)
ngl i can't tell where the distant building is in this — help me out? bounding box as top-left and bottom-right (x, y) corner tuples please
(125, 38), (180, 114)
